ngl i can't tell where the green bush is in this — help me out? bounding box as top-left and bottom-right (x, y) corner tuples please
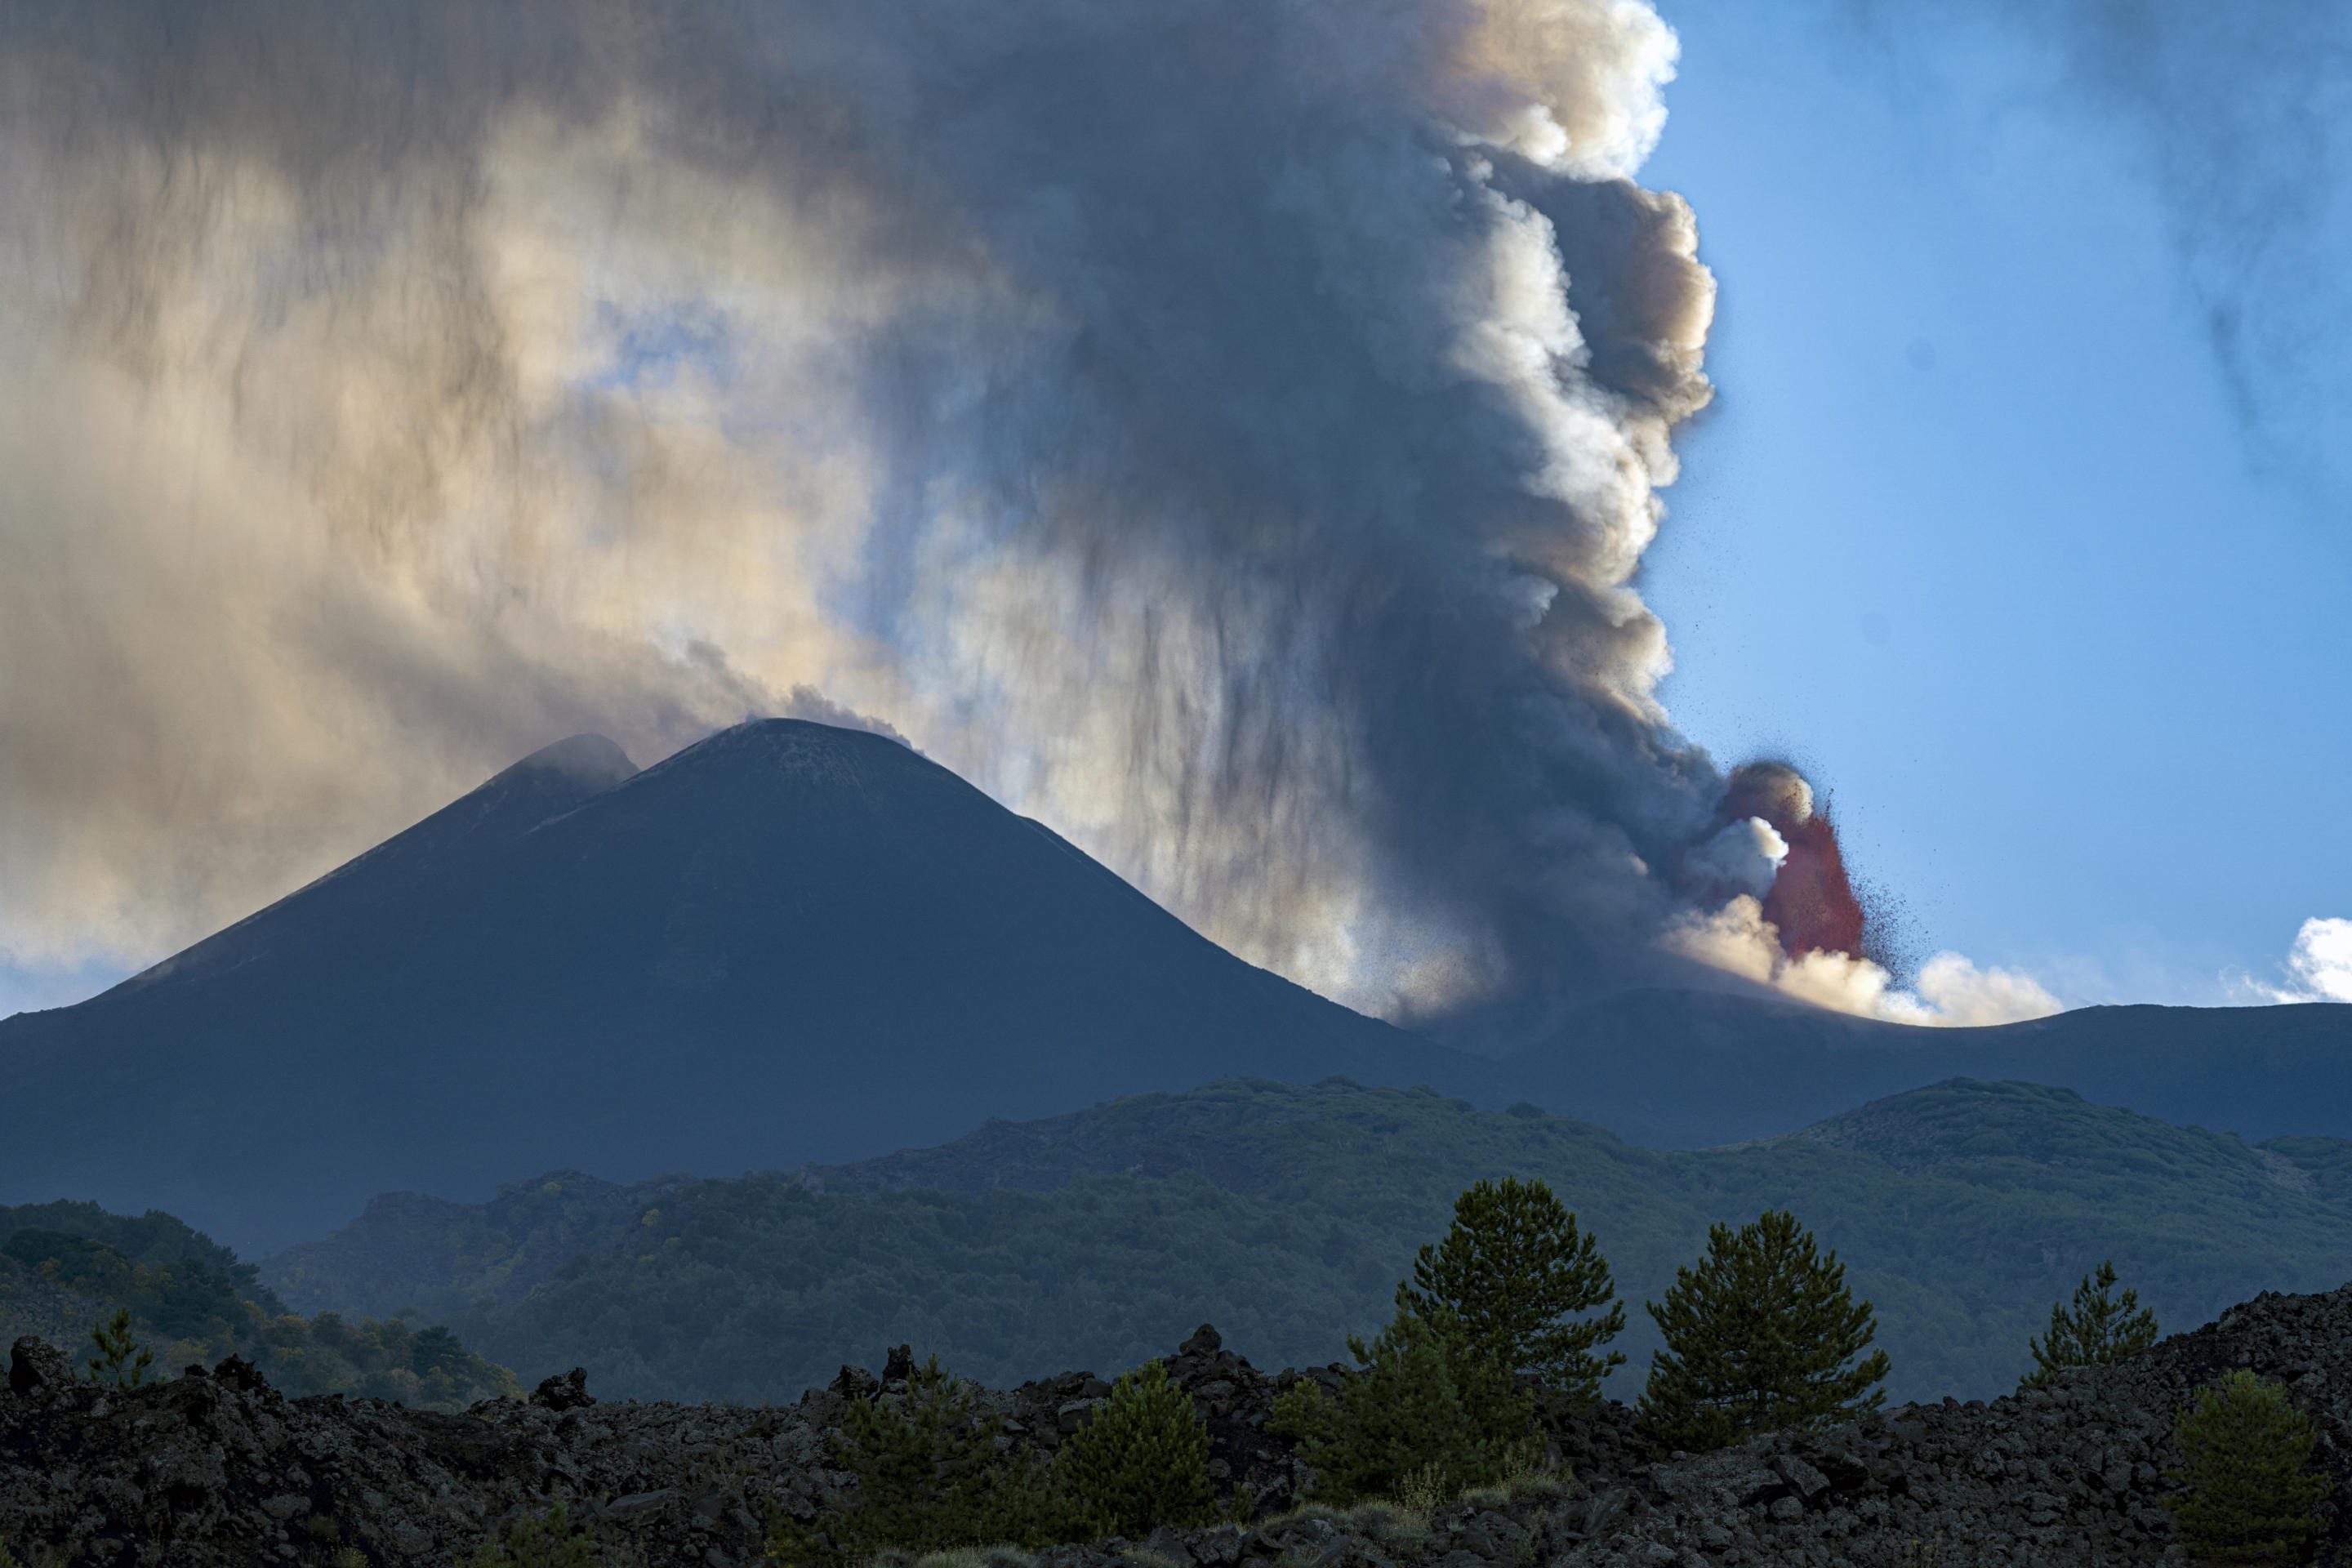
(1397, 1175), (1624, 1405)
(2023, 1260), (2158, 1388)
(1269, 1300), (1534, 1503)
(2163, 1370), (2330, 1565)
(471, 1501), (597, 1567)
(1638, 1209), (1889, 1452)
(1061, 1360), (1218, 1538)
(768, 1356), (1069, 1566)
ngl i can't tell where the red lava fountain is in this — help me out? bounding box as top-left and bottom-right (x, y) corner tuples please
(1764, 813), (1866, 959)
(1717, 762), (1869, 960)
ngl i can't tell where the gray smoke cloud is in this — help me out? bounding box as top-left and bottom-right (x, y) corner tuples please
(0, 0), (1734, 1024)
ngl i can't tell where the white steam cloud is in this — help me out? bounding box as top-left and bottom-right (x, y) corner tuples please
(1663, 895), (2061, 1027)
(1685, 817), (1788, 898)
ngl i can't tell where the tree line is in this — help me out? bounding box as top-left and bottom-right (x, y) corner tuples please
(736, 1175), (2332, 1568)
(18, 1174), (2332, 1567)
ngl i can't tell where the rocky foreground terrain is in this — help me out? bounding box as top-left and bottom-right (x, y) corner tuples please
(6, 1288), (2352, 1567)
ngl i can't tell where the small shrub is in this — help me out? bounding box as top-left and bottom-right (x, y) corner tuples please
(767, 1356), (1071, 1566)
(1060, 1360), (1217, 1539)
(86, 1307), (154, 1388)
(1388, 1461), (1449, 1517)
(2024, 1261), (2158, 1388)
(905, 1550), (1036, 1568)
(304, 1514), (341, 1546)
(471, 1500), (596, 1567)
(2163, 1370), (2330, 1564)
(1331, 1497), (1428, 1552)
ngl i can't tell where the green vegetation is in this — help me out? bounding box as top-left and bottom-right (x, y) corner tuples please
(2024, 1260), (2158, 1388)
(0, 1205), (517, 1409)
(767, 1357), (1073, 1565)
(1060, 1361), (1218, 1537)
(1638, 1210), (1888, 1452)
(86, 1307), (154, 1388)
(245, 1076), (2352, 1403)
(6, 1217), (263, 1360)
(1268, 1302), (1534, 1503)
(1396, 1175), (1623, 1403)
(1273, 1174), (1613, 1502)
(470, 1502), (598, 1567)
(779, 1184), (1560, 1555)
(2163, 1370), (2331, 1564)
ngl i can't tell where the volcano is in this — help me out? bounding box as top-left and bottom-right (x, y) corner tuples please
(7, 719), (2351, 1258)
(0, 720), (1490, 1252)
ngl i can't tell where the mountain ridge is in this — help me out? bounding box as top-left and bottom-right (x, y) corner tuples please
(7, 717), (2350, 1259)
(256, 1074), (2352, 1405)
(0, 720), (1489, 1254)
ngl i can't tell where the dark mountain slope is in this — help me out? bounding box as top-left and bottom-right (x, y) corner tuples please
(0, 720), (1487, 1254)
(8, 710), (2348, 1259)
(1500, 985), (2352, 1148)
(261, 1076), (2352, 1405)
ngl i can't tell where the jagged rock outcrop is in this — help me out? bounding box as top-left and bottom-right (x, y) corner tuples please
(9, 1284), (2352, 1566)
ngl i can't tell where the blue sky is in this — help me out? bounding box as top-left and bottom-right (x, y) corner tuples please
(1637, 0), (2351, 1004)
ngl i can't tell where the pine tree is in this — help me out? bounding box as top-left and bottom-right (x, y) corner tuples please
(87, 1307), (154, 1389)
(2163, 1370), (2331, 1565)
(1638, 1209), (1889, 1452)
(1060, 1360), (1218, 1539)
(1268, 1298), (1535, 1503)
(2023, 1260), (2158, 1388)
(1398, 1175), (1626, 1404)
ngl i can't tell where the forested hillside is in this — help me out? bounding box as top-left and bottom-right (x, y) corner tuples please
(0, 1201), (515, 1408)
(261, 1076), (2352, 1405)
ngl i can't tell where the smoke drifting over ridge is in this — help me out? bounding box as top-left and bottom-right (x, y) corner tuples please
(1860, 0), (2352, 495)
(0, 0), (2045, 1028)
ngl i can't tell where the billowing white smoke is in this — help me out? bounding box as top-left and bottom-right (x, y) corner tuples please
(0, 1), (2065, 1032)
(1685, 817), (1788, 898)
(1662, 898), (2060, 1027)
(0, 0), (1726, 1020)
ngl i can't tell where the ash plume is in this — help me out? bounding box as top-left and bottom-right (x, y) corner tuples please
(0, 0), (2045, 1028)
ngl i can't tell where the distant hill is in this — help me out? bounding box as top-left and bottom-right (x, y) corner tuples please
(0, 719), (1487, 1254)
(258, 1076), (2352, 1406)
(1505, 987), (2352, 1149)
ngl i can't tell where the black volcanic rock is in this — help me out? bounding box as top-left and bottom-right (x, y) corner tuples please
(0, 720), (1488, 1253)
(20, 1282), (2352, 1566)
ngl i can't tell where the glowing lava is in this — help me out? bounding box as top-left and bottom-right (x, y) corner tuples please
(1717, 762), (1868, 960)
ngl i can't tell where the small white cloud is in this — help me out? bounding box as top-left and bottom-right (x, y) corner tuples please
(1662, 895), (2060, 1027)
(2239, 916), (2352, 1004)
